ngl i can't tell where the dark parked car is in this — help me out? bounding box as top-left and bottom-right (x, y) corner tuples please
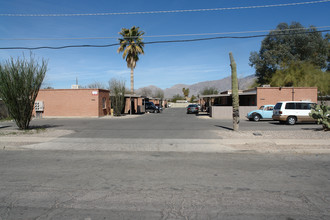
(186, 104), (199, 114)
(155, 104), (163, 113)
(145, 102), (158, 113)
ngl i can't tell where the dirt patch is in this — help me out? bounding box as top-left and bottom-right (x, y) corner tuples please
(218, 130), (330, 140)
(229, 143), (330, 154)
(0, 128), (74, 138)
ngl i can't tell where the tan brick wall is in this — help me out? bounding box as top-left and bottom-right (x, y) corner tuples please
(36, 89), (110, 117)
(150, 99), (160, 105)
(137, 98), (145, 113)
(124, 98), (131, 114)
(124, 97), (144, 114)
(98, 90), (111, 116)
(256, 87), (317, 108)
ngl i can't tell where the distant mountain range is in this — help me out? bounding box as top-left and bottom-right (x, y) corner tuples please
(136, 75), (256, 98)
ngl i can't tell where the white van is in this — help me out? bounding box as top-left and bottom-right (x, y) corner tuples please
(272, 101), (316, 125)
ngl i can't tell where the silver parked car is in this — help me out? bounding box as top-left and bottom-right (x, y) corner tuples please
(186, 104), (199, 114)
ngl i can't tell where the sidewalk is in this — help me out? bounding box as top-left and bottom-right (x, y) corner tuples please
(1, 131), (329, 154)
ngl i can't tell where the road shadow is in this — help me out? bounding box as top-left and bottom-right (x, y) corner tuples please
(0, 125), (11, 129)
(214, 125), (233, 131)
(301, 127), (324, 131)
(195, 114), (210, 117)
(269, 121), (320, 126)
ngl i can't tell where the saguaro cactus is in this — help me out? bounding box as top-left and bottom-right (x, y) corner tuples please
(229, 52), (239, 131)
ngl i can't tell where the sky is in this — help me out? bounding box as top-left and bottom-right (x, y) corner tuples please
(0, 0), (329, 90)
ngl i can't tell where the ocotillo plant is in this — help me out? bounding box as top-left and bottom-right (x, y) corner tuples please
(0, 55), (47, 130)
(229, 52), (239, 131)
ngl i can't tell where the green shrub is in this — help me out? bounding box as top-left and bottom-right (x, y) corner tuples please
(109, 78), (125, 116)
(309, 102), (330, 131)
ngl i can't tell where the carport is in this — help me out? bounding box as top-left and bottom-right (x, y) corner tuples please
(199, 87), (317, 119)
(124, 95), (146, 114)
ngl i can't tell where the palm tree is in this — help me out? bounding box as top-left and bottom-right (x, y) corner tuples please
(117, 26), (145, 94)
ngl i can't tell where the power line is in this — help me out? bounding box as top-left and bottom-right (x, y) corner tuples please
(1, 29), (329, 50)
(1, 26), (330, 41)
(1, 0), (329, 17)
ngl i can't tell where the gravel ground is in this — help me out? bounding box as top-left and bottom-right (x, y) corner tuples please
(218, 129), (330, 139)
(0, 128), (74, 137)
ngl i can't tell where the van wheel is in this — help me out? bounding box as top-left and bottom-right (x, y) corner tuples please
(287, 116), (296, 125)
(253, 114), (261, 122)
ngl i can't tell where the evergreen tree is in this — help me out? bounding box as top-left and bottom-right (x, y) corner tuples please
(250, 22), (328, 85)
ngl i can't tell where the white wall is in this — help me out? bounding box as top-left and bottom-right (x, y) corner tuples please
(210, 106), (257, 119)
(169, 102), (191, 108)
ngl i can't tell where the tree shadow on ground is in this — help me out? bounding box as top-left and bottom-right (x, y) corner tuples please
(301, 127), (325, 131)
(28, 124), (62, 130)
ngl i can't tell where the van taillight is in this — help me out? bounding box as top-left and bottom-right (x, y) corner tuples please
(279, 111), (282, 115)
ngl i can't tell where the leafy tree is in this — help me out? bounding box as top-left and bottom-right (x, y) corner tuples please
(153, 88), (164, 99)
(270, 61), (330, 95)
(171, 94), (184, 103)
(109, 78), (126, 116)
(200, 87), (219, 95)
(138, 87), (152, 97)
(182, 88), (189, 98)
(0, 55), (47, 129)
(250, 22), (328, 85)
(117, 26), (145, 95)
(190, 95), (197, 102)
(326, 33), (330, 71)
(86, 81), (106, 89)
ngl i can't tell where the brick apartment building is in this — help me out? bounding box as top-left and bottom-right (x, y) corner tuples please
(35, 89), (110, 118)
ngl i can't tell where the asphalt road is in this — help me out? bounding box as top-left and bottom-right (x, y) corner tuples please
(1, 151), (330, 220)
(0, 108), (329, 219)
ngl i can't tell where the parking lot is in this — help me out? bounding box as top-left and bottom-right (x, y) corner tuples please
(0, 107), (322, 139)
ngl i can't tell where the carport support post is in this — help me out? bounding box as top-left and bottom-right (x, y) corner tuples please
(229, 52), (239, 131)
(130, 96), (132, 115)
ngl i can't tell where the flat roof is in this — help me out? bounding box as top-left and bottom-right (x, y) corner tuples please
(40, 88), (110, 92)
(200, 90), (257, 98)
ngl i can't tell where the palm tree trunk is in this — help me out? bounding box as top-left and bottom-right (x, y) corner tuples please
(130, 68), (134, 95)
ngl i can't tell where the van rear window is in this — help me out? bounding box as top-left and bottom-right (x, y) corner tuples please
(296, 103), (312, 110)
(274, 103), (282, 110)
